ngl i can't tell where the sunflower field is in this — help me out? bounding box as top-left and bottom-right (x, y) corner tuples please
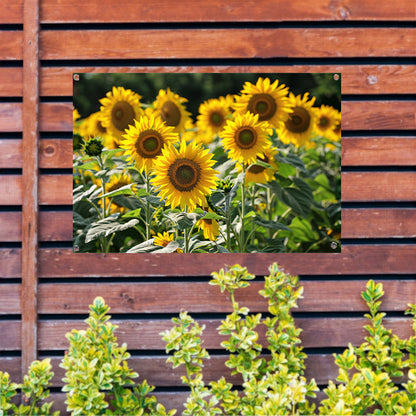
(73, 73), (341, 253)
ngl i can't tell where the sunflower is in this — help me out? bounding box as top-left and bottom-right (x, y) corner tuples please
(154, 231), (183, 252)
(151, 140), (219, 211)
(99, 173), (134, 214)
(196, 207), (220, 241)
(121, 113), (179, 174)
(238, 146), (279, 184)
(79, 111), (108, 142)
(99, 86), (143, 141)
(197, 95), (234, 136)
(220, 111), (273, 165)
(233, 77), (292, 129)
(152, 88), (192, 134)
(73, 106), (81, 134)
(332, 109), (342, 141)
(313, 105), (340, 141)
(278, 92), (317, 147)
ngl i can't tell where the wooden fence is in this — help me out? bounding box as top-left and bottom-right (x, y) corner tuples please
(0, 0), (415, 413)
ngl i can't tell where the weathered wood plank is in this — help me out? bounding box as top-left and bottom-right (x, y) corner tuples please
(0, 139), (72, 169)
(40, 65), (416, 96)
(0, 68), (23, 97)
(0, 0), (23, 24)
(35, 245), (416, 277)
(3, 208), (408, 242)
(0, 321), (21, 350)
(2, 171), (415, 206)
(37, 280), (416, 314)
(0, 284), (21, 314)
(342, 137), (416, 166)
(0, 103), (22, 132)
(21, 0), (40, 375)
(0, 32), (23, 60)
(342, 208), (416, 238)
(39, 0), (416, 23)
(40, 29), (416, 60)
(37, 317), (413, 351)
(342, 172), (416, 202)
(2, 245), (415, 279)
(39, 101), (416, 132)
(3, 137), (413, 170)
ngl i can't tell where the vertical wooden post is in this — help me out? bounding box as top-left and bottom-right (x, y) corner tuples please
(21, 0), (40, 375)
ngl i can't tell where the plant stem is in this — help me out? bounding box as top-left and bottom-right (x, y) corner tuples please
(145, 174), (151, 241)
(239, 165), (246, 252)
(97, 155), (107, 218)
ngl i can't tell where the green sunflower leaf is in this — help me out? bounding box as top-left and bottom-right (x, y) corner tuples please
(99, 183), (137, 198)
(254, 218), (292, 232)
(85, 215), (140, 243)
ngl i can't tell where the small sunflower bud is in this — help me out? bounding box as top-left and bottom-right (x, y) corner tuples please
(73, 133), (84, 151)
(84, 137), (104, 157)
(217, 178), (233, 193)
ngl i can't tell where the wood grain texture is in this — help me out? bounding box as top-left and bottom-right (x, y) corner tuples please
(2, 208), (415, 242)
(2, 171), (415, 206)
(342, 137), (416, 166)
(39, 0), (416, 23)
(37, 317), (413, 350)
(0, 284), (21, 314)
(41, 65), (416, 96)
(37, 280), (416, 314)
(21, 0), (40, 375)
(0, 0), (23, 24)
(2, 246), (415, 279)
(0, 103), (22, 132)
(39, 101), (416, 132)
(0, 32), (23, 60)
(0, 321), (21, 350)
(3, 137), (414, 170)
(36, 246), (416, 277)
(39, 29), (416, 60)
(341, 172), (416, 202)
(342, 208), (416, 238)
(0, 68), (23, 97)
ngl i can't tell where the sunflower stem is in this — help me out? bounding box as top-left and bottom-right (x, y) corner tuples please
(145, 174), (151, 241)
(97, 154), (107, 219)
(239, 164), (247, 252)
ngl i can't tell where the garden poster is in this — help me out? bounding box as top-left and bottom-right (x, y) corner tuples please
(73, 73), (341, 254)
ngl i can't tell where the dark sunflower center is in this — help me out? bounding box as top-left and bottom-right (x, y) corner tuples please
(161, 101), (181, 127)
(235, 127), (257, 149)
(111, 101), (135, 132)
(210, 111), (224, 127)
(285, 107), (311, 133)
(203, 219), (213, 225)
(248, 154), (269, 174)
(318, 116), (329, 128)
(168, 159), (201, 192)
(97, 120), (107, 133)
(135, 131), (164, 159)
(248, 93), (277, 121)
(333, 121), (341, 134)
(107, 180), (129, 207)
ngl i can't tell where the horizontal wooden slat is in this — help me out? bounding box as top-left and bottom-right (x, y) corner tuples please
(0, 0), (23, 24)
(342, 208), (416, 238)
(342, 172), (416, 201)
(0, 32), (23, 60)
(0, 321), (20, 350)
(342, 137), (416, 166)
(39, 65), (416, 96)
(3, 138), (414, 170)
(38, 280), (416, 314)
(0, 103), (22, 132)
(2, 171), (415, 206)
(0, 284), (21, 314)
(40, 29), (415, 60)
(0, 207), (408, 242)
(0, 139), (72, 169)
(38, 0), (416, 23)
(0, 68), (23, 97)
(2, 246), (415, 279)
(41, 101), (416, 132)
(37, 317), (413, 350)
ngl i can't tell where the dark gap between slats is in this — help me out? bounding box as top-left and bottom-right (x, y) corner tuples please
(342, 202), (416, 208)
(0, 61), (23, 68)
(39, 168), (72, 175)
(0, 168), (22, 175)
(341, 238), (416, 245)
(39, 21), (416, 30)
(40, 132), (73, 139)
(0, 242), (22, 249)
(0, 205), (22, 212)
(0, 132), (22, 139)
(40, 57), (416, 67)
(342, 166), (416, 172)
(0, 97), (23, 103)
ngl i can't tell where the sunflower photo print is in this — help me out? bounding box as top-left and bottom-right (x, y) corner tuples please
(73, 73), (341, 254)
